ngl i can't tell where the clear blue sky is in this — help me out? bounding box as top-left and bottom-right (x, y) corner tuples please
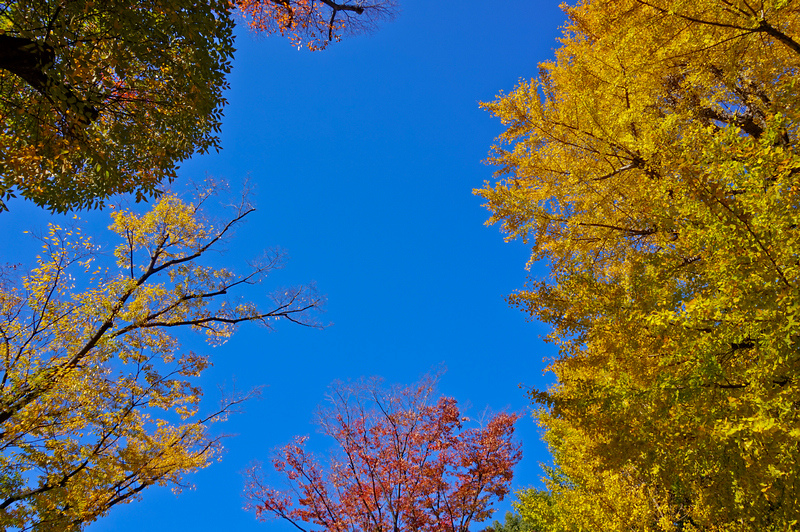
(1, 1), (567, 530)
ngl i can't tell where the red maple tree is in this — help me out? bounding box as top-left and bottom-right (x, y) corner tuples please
(236, 0), (397, 50)
(244, 376), (521, 531)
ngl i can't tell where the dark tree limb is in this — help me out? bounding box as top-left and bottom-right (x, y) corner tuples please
(0, 34), (99, 123)
(697, 106), (764, 139)
(318, 0), (365, 15)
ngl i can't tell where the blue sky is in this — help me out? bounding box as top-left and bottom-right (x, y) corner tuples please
(2, 1), (567, 530)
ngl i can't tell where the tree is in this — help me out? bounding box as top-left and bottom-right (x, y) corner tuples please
(513, 417), (694, 532)
(0, 0), (235, 212)
(237, 0), (397, 51)
(484, 511), (536, 532)
(0, 183), (323, 531)
(244, 376), (521, 532)
(477, 0), (800, 528)
(0, 0), (396, 212)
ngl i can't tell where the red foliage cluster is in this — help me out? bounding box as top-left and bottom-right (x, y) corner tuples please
(244, 377), (521, 531)
(235, 0), (396, 50)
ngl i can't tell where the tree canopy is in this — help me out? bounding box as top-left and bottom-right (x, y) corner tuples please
(478, 0), (800, 528)
(244, 376), (521, 532)
(0, 0), (396, 212)
(0, 185), (323, 530)
(0, 0), (236, 212)
(485, 511), (536, 532)
(238, 0), (397, 51)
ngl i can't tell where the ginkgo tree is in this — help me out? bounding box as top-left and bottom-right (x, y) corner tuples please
(478, 0), (800, 528)
(0, 183), (323, 531)
(0, 0), (395, 212)
(244, 375), (521, 532)
(513, 415), (693, 532)
(485, 511), (536, 532)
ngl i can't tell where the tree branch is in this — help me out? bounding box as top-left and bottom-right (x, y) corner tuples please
(0, 34), (100, 123)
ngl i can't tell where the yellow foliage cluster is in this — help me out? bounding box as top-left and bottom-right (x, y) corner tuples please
(479, 0), (800, 528)
(0, 188), (322, 530)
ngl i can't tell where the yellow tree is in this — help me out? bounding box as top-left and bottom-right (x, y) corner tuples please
(0, 185), (323, 531)
(478, 0), (800, 528)
(514, 416), (701, 532)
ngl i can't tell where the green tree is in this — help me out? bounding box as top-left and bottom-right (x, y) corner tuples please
(0, 184), (323, 530)
(478, 0), (800, 528)
(0, 0), (235, 212)
(0, 0), (395, 212)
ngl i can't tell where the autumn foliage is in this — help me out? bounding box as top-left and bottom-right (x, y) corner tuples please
(237, 0), (397, 50)
(0, 185), (322, 531)
(479, 0), (800, 529)
(0, 0), (236, 211)
(0, 0), (396, 212)
(244, 376), (521, 531)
